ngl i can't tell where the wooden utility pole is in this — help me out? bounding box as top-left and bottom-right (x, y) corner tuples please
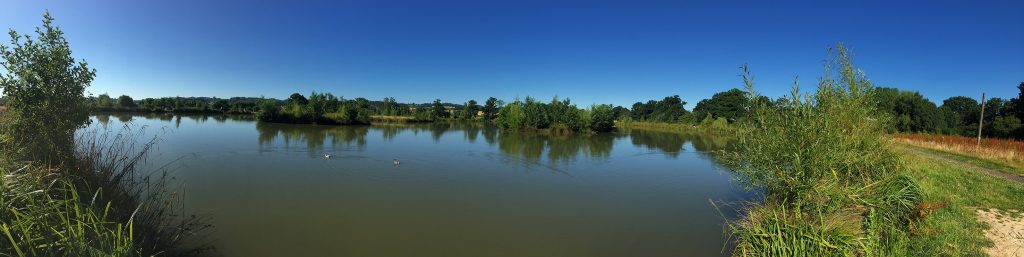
(977, 92), (986, 147)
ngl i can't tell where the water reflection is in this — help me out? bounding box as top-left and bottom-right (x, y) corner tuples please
(498, 132), (615, 163)
(250, 121), (735, 163)
(256, 122), (370, 156)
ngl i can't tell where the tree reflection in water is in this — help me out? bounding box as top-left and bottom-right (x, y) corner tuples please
(250, 120), (733, 165)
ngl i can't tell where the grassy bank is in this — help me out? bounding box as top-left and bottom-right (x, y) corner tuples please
(901, 146), (1024, 255)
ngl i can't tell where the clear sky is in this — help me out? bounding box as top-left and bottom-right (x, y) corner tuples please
(2, 0), (1022, 107)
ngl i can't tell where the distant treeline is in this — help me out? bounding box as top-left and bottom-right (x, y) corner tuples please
(873, 84), (1024, 139)
(91, 81), (1024, 137)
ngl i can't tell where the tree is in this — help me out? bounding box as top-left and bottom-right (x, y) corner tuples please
(288, 93), (308, 105)
(482, 97), (499, 120)
(692, 88), (748, 122)
(0, 11), (96, 163)
(97, 93), (112, 107)
(431, 99), (449, 119)
(589, 104), (616, 132)
(990, 116), (1022, 139)
(462, 99), (479, 119)
(1017, 82), (1024, 123)
(940, 96), (980, 135)
(873, 88), (940, 132)
(117, 95), (135, 108)
(212, 99), (230, 111)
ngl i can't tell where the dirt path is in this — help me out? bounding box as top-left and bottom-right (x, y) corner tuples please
(908, 148), (1024, 184)
(977, 209), (1024, 257)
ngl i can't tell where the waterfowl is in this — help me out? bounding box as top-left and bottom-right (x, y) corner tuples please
(324, 154), (332, 159)
(393, 159), (401, 166)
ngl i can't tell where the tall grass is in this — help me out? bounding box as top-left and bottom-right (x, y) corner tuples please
(726, 44), (922, 256)
(894, 133), (1024, 167)
(0, 125), (211, 256)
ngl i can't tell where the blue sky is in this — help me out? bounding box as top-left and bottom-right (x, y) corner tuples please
(2, 0), (1022, 107)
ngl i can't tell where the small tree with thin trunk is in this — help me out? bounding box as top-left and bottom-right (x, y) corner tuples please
(0, 11), (96, 164)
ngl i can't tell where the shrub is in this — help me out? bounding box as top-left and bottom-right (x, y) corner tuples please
(728, 44), (921, 256)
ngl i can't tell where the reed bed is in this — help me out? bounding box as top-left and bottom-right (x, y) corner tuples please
(893, 133), (1024, 166)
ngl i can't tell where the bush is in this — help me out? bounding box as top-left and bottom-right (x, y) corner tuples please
(589, 104), (616, 132)
(728, 44), (921, 256)
(0, 12), (95, 165)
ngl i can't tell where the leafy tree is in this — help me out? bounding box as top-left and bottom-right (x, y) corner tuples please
(482, 97), (499, 120)
(1017, 82), (1024, 122)
(496, 99), (526, 129)
(0, 12), (96, 163)
(431, 99), (449, 120)
(990, 116), (1022, 138)
(692, 88), (748, 122)
(940, 96), (980, 135)
(117, 95), (135, 108)
(288, 93), (308, 105)
(97, 93), (112, 107)
(256, 98), (280, 121)
(628, 95), (689, 122)
(611, 106), (630, 121)
(589, 104), (616, 132)
(212, 99), (230, 111)
(873, 88), (939, 132)
(462, 99), (479, 119)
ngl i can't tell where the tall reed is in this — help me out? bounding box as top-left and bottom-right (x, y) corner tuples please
(1, 125), (212, 256)
(726, 44), (921, 256)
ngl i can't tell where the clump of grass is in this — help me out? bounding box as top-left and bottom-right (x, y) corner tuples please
(726, 44), (922, 256)
(1, 167), (136, 256)
(0, 125), (212, 256)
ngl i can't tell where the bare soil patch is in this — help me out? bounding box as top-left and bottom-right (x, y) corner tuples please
(977, 208), (1024, 257)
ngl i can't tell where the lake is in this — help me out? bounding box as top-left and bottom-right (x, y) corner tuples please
(87, 114), (751, 257)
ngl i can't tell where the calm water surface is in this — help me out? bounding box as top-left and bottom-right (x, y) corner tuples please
(87, 114), (751, 257)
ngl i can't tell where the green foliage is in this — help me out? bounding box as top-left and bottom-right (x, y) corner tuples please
(990, 115), (1022, 138)
(116, 95), (135, 108)
(873, 88), (939, 133)
(0, 13), (207, 256)
(0, 11), (96, 165)
(431, 99), (449, 120)
(1, 170), (136, 256)
(482, 97), (500, 120)
(496, 98), (526, 130)
(693, 88), (749, 123)
(97, 93), (113, 108)
(461, 99), (480, 120)
(256, 92), (372, 125)
(589, 104), (616, 132)
(495, 97), (614, 133)
(729, 44), (921, 256)
(522, 97), (550, 129)
(630, 95), (690, 122)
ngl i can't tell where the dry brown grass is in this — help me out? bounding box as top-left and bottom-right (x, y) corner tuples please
(893, 133), (1024, 168)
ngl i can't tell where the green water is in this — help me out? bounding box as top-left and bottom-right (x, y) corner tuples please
(88, 114), (750, 257)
